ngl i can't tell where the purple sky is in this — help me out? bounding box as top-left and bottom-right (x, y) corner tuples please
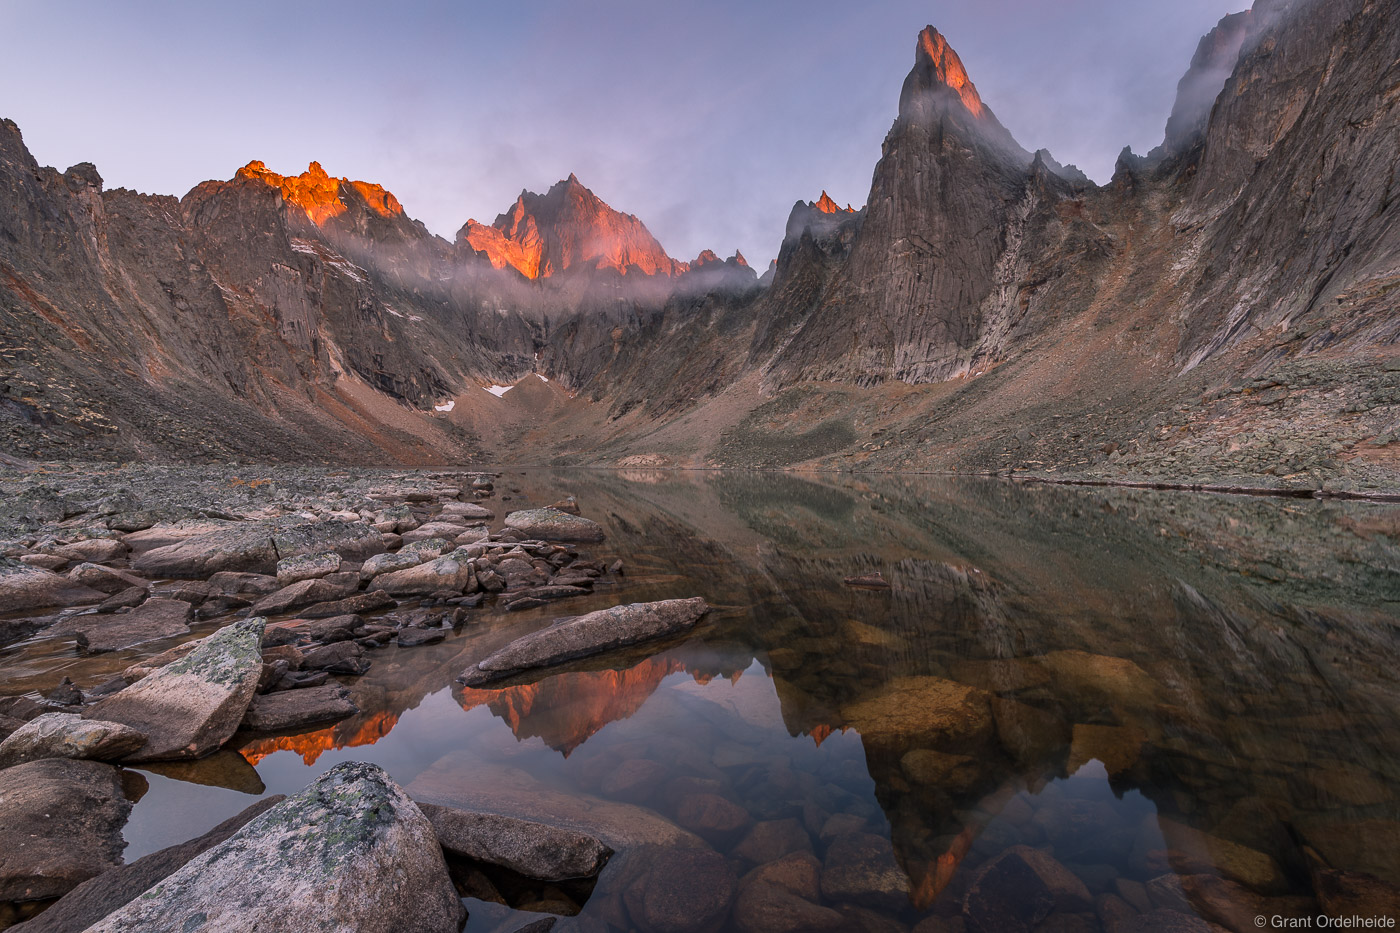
(2, 0), (1247, 266)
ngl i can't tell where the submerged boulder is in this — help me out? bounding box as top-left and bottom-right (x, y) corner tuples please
(131, 519), (384, 579)
(459, 597), (709, 686)
(417, 801), (613, 881)
(83, 618), (266, 761)
(0, 759), (133, 901)
(82, 762), (463, 933)
(503, 508), (606, 542)
(0, 713), (146, 769)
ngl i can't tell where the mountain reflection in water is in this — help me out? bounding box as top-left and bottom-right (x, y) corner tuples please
(107, 471), (1400, 930)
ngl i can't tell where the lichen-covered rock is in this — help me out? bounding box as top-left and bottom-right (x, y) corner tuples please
(43, 538), (128, 564)
(131, 519), (384, 579)
(440, 501), (493, 520)
(503, 508), (606, 542)
(375, 553), (476, 596)
(0, 713), (146, 769)
(83, 618), (266, 761)
(459, 597), (708, 686)
(0, 758), (133, 901)
(400, 521), (472, 545)
(274, 550), (341, 586)
(417, 801), (613, 881)
(0, 559), (105, 612)
(82, 762), (463, 933)
(359, 550), (427, 580)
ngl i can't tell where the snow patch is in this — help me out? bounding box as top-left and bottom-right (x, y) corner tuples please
(484, 384), (513, 397)
(434, 400), (456, 412)
(328, 258), (367, 283)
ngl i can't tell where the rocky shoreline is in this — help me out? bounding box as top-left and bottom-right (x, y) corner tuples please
(0, 465), (719, 930)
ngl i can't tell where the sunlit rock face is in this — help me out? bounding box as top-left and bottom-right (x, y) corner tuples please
(235, 160), (405, 227)
(458, 174), (683, 280)
(759, 25), (1037, 388)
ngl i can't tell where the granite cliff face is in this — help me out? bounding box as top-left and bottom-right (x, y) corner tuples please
(2, 0), (1399, 491)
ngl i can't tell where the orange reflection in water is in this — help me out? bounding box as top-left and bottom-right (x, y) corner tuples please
(459, 656), (697, 754)
(239, 710), (399, 767)
(908, 824), (976, 909)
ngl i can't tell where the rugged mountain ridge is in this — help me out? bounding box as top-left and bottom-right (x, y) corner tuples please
(459, 174), (684, 280)
(2, 0), (1398, 492)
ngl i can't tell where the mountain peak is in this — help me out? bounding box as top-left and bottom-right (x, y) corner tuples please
(814, 191), (855, 214)
(459, 177), (680, 279)
(233, 160), (402, 225)
(914, 26), (985, 119)
(897, 25), (1029, 165)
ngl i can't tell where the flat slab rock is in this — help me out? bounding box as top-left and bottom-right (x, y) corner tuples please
(81, 762), (463, 933)
(71, 598), (192, 653)
(83, 618), (266, 762)
(7, 796), (284, 933)
(416, 800), (613, 881)
(459, 597), (709, 686)
(0, 758), (134, 901)
(131, 519), (384, 579)
(0, 712), (146, 769)
(503, 508), (606, 543)
(240, 684), (357, 733)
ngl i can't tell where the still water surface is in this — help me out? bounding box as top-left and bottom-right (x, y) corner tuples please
(7, 470), (1400, 931)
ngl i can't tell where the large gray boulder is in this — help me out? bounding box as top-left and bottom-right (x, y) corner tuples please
(82, 762), (463, 933)
(0, 759), (133, 901)
(503, 508), (606, 542)
(0, 713), (146, 769)
(131, 519), (385, 579)
(83, 618), (265, 761)
(417, 801), (613, 881)
(8, 796), (284, 933)
(0, 559), (105, 613)
(459, 597), (709, 686)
